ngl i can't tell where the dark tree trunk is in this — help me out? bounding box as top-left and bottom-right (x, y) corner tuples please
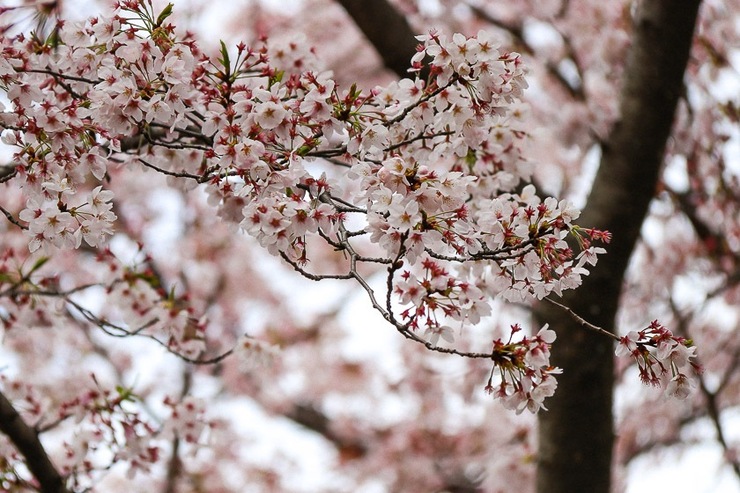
(534, 2), (701, 492)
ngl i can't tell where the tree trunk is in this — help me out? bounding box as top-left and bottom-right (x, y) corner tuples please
(534, 2), (701, 492)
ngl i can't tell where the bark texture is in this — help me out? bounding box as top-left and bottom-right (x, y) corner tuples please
(533, 2), (701, 492)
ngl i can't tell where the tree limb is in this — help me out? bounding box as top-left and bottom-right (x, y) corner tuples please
(285, 403), (367, 460)
(0, 389), (70, 493)
(335, 0), (421, 79)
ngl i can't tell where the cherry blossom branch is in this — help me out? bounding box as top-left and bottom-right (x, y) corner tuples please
(0, 0), (671, 428)
(297, 186), (367, 214)
(0, 204), (27, 230)
(64, 297), (234, 365)
(384, 240), (408, 327)
(384, 78), (454, 126)
(424, 236), (543, 263)
(697, 373), (740, 479)
(137, 157), (205, 182)
(25, 68), (100, 86)
(0, 389), (71, 493)
(147, 122), (213, 145)
(1, 282), (105, 299)
(285, 403), (368, 459)
(138, 128), (211, 152)
(618, 404), (705, 463)
(384, 129), (455, 153)
(395, 327), (498, 358)
(279, 251), (354, 281)
(555, 31), (587, 100)
(163, 369), (193, 493)
(336, 0), (424, 79)
(0, 164), (17, 182)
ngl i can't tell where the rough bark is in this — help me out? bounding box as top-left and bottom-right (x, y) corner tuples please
(533, 2), (701, 492)
(335, 0), (420, 78)
(0, 390), (70, 493)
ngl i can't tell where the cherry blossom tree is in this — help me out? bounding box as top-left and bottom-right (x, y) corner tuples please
(0, 1), (737, 492)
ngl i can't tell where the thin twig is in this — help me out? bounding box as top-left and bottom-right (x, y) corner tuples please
(545, 297), (620, 341)
(0, 205), (27, 230)
(137, 158), (206, 182)
(279, 251), (354, 281)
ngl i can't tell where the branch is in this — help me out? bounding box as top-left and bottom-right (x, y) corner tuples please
(668, 186), (738, 265)
(697, 371), (740, 480)
(285, 403), (367, 459)
(0, 389), (71, 493)
(279, 251), (354, 281)
(162, 370), (193, 493)
(64, 297), (234, 365)
(0, 164), (17, 183)
(335, 0), (423, 79)
(137, 157), (206, 183)
(0, 204), (27, 230)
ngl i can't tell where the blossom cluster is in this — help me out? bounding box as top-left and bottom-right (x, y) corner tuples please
(161, 395), (210, 446)
(616, 320), (702, 399)
(0, 242), (207, 361)
(485, 324), (561, 414)
(395, 255), (491, 345)
(233, 334), (281, 372)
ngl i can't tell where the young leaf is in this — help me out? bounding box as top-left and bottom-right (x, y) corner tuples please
(155, 3), (174, 27)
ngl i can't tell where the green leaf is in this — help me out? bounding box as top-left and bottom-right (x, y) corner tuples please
(269, 70), (284, 87)
(155, 3), (174, 27)
(349, 83), (359, 99)
(465, 149), (476, 170)
(115, 385), (137, 402)
(218, 40), (230, 68)
(45, 28), (61, 48)
(131, 270), (160, 289)
(29, 256), (50, 274)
